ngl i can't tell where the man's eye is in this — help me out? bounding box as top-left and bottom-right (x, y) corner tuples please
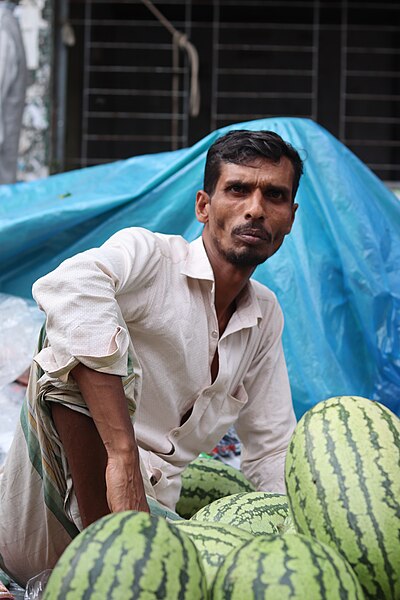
(229, 184), (246, 194)
(267, 189), (283, 199)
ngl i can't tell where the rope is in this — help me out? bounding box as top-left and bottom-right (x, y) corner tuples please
(140, 0), (200, 117)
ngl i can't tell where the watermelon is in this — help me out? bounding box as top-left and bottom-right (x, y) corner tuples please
(191, 491), (294, 535)
(172, 520), (254, 587)
(285, 395), (400, 600)
(210, 533), (365, 599)
(43, 511), (207, 599)
(176, 457), (255, 519)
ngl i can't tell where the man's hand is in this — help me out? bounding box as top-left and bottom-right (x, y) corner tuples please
(51, 363), (150, 527)
(106, 454), (149, 513)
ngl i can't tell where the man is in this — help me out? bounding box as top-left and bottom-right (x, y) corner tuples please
(0, 129), (302, 585)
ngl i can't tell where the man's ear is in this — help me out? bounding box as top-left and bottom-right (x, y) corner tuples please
(288, 202), (298, 230)
(195, 190), (210, 224)
(283, 202), (298, 236)
(292, 203), (298, 223)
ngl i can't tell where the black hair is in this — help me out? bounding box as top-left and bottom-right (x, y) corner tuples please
(203, 129), (304, 200)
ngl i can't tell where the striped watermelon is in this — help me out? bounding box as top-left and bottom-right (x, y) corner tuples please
(191, 491), (294, 535)
(285, 395), (400, 600)
(43, 511), (207, 599)
(176, 457), (255, 519)
(172, 521), (254, 587)
(210, 533), (365, 599)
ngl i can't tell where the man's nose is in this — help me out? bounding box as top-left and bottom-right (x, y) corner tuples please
(245, 190), (265, 220)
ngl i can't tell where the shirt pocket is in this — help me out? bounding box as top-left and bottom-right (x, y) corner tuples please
(146, 452), (177, 491)
(222, 383), (248, 417)
(184, 384), (249, 455)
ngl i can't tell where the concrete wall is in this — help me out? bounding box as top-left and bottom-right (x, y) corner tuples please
(16, 0), (52, 181)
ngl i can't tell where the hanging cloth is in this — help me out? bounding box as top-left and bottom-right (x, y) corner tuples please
(0, 1), (27, 184)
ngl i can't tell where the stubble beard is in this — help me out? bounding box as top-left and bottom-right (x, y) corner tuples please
(213, 235), (271, 267)
(224, 247), (269, 267)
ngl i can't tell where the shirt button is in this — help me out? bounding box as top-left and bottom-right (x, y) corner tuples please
(172, 430), (179, 437)
(211, 330), (218, 338)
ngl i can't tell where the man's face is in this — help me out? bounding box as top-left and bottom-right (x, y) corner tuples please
(196, 157), (298, 269)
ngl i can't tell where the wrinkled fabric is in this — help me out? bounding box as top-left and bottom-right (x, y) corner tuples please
(0, 2), (27, 184)
(32, 228), (296, 502)
(0, 117), (399, 417)
(0, 329), (178, 587)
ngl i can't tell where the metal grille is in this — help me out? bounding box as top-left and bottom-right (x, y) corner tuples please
(210, 0), (320, 129)
(62, 0), (400, 181)
(68, 0), (192, 168)
(208, 0), (399, 181)
(340, 1), (400, 180)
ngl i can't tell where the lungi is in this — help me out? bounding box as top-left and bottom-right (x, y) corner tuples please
(0, 329), (180, 586)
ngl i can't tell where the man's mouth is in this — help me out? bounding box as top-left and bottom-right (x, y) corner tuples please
(233, 225), (272, 244)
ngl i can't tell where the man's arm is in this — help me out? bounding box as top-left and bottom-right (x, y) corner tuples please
(32, 229), (162, 384)
(52, 363), (149, 528)
(32, 230), (163, 524)
(236, 299), (296, 493)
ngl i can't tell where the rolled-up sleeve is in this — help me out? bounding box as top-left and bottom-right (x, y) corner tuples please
(32, 228), (161, 382)
(235, 301), (296, 494)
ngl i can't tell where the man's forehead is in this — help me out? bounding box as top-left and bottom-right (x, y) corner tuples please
(218, 157), (295, 184)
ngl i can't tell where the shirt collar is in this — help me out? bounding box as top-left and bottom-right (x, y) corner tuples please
(181, 236), (263, 329)
(181, 235), (215, 282)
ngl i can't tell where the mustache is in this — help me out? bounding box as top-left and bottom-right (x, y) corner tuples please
(232, 222), (272, 242)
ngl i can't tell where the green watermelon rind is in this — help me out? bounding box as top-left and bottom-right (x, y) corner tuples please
(172, 520), (254, 587)
(43, 511), (208, 600)
(210, 532), (365, 599)
(176, 457), (255, 519)
(285, 395), (400, 600)
(191, 491), (291, 536)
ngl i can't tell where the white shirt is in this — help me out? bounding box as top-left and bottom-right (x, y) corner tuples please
(32, 227), (296, 509)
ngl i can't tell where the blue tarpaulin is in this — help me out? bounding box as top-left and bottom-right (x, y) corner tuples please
(0, 117), (399, 418)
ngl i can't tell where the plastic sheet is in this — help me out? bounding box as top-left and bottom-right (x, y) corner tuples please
(24, 571), (51, 600)
(0, 294), (44, 389)
(0, 569), (24, 600)
(0, 117), (399, 417)
(0, 293), (44, 466)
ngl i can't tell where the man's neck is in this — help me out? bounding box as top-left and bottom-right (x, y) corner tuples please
(201, 234), (254, 335)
